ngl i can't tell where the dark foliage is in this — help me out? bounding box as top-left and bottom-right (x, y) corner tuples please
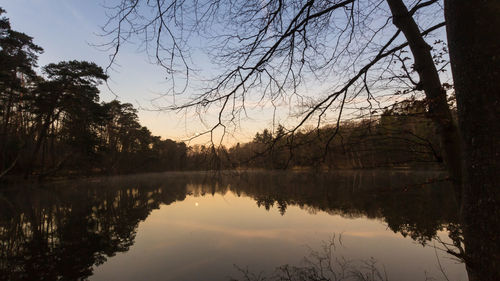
(0, 9), (188, 179)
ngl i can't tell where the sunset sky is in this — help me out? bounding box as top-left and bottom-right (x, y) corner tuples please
(2, 0), (444, 146)
(1, 0), (282, 145)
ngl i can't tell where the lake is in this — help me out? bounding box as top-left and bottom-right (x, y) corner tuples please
(0, 170), (467, 280)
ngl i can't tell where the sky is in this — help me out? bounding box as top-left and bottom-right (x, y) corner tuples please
(1, 0), (274, 145)
(1, 1), (449, 146)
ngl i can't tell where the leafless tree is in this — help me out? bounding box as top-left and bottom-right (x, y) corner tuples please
(100, 0), (458, 177)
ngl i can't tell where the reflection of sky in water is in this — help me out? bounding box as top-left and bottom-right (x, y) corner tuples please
(91, 192), (467, 281)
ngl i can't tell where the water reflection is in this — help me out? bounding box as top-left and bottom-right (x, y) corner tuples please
(0, 171), (464, 280)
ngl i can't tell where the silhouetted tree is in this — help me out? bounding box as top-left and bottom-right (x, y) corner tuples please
(102, 0), (461, 180)
(27, 61), (108, 177)
(0, 7), (42, 173)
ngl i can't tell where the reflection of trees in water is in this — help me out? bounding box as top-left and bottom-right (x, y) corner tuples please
(233, 235), (389, 281)
(0, 175), (188, 280)
(212, 170), (459, 244)
(0, 171), (458, 280)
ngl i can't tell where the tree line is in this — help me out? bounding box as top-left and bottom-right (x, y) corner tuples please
(0, 8), (187, 179)
(196, 97), (450, 171)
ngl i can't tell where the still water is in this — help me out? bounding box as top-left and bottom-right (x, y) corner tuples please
(0, 171), (467, 280)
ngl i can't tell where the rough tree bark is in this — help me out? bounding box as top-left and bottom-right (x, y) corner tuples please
(445, 1), (500, 280)
(386, 0), (463, 190)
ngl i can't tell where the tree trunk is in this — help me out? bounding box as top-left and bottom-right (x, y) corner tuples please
(386, 0), (463, 190)
(445, 1), (500, 280)
(25, 114), (54, 178)
(1, 95), (13, 171)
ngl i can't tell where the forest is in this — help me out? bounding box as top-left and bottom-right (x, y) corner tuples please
(0, 8), (188, 178)
(212, 98), (448, 171)
(0, 7), (449, 180)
